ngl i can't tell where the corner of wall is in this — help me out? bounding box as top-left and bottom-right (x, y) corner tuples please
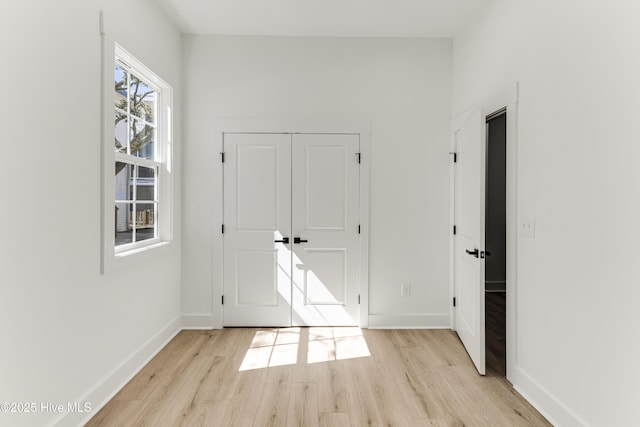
(182, 314), (217, 330)
(55, 317), (182, 427)
(511, 367), (591, 427)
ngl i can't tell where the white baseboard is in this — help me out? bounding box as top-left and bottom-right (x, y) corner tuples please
(367, 313), (450, 329)
(511, 366), (590, 427)
(182, 313), (217, 329)
(53, 316), (182, 427)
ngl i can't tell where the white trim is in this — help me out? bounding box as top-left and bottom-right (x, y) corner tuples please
(503, 83), (520, 381)
(100, 12), (175, 274)
(212, 117), (371, 135)
(114, 152), (159, 168)
(54, 316), (182, 427)
(511, 367), (591, 427)
(448, 124), (457, 331)
(212, 126), (224, 329)
(182, 314), (216, 329)
(211, 118), (371, 329)
(368, 314), (450, 329)
(450, 83), (519, 378)
(358, 131), (370, 328)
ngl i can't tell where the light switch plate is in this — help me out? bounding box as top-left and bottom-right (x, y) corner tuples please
(520, 217), (536, 237)
(401, 283), (411, 297)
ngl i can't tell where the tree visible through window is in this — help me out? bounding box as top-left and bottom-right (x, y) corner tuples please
(114, 60), (160, 248)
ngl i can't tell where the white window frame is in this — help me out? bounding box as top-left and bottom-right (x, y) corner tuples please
(101, 33), (173, 273)
(114, 57), (162, 253)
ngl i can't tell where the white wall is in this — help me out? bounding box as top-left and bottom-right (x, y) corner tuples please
(182, 36), (452, 327)
(0, 1), (181, 426)
(453, 1), (640, 426)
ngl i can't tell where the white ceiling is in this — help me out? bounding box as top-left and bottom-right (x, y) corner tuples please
(155, 0), (490, 38)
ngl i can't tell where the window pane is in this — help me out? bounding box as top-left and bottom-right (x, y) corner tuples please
(115, 162), (134, 201)
(130, 118), (154, 160)
(129, 73), (155, 124)
(115, 203), (133, 246)
(115, 64), (129, 154)
(136, 166), (156, 201)
(115, 111), (128, 153)
(135, 203), (156, 242)
(115, 64), (127, 108)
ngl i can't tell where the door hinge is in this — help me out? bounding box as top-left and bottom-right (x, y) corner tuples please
(221, 295), (224, 305)
(221, 224), (225, 234)
(356, 152), (361, 164)
(453, 297), (456, 307)
(453, 225), (457, 235)
(358, 294), (361, 304)
(449, 152), (457, 163)
(220, 152), (225, 163)
(358, 224), (361, 234)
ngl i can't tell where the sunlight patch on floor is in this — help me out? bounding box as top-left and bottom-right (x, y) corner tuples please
(239, 328), (300, 371)
(307, 327), (371, 364)
(239, 327), (370, 371)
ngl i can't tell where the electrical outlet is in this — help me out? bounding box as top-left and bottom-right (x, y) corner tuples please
(520, 217), (536, 237)
(401, 283), (411, 297)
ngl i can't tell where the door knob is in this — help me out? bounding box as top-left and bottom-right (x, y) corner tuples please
(465, 248), (479, 258)
(294, 237), (308, 244)
(274, 237), (290, 244)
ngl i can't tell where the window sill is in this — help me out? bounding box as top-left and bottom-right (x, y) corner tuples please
(103, 240), (172, 274)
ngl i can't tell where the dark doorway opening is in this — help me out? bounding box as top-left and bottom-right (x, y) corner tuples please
(485, 109), (507, 376)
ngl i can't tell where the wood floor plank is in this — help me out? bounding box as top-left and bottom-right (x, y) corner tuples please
(412, 419), (450, 427)
(342, 359), (385, 426)
(287, 383), (318, 427)
(318, 412), (350, 427)
(252, 366), (292, 426)
(88, 329), (552, 427)
(316, 361), (349, 413)
(111, 331), (207, 402)
(219, 368), (268, 427)
(137, 355), (223, 426)
(84, 400), (143, 427)
(172, 400), (229, 427)
(291, 327), (318, 383)
(365, 330), (440, 420)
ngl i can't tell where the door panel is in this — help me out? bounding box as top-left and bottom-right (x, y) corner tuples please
(454, 110), (486, 375)
(292, 134), (360, 326)
(223, 133), (292, 327)
(305, 145), (347, 230)
(303, 249), (346, 305)
(236, 250), (279, 306)
(236, 145), (279, 230)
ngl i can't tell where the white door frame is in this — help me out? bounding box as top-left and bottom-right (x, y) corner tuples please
(450, 83), (519, 380)
(211, 118), (371, 329)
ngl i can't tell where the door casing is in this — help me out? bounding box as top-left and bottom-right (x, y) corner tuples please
(211, 118), (370, 329)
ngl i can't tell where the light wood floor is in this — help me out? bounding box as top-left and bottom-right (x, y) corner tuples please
(86, 328), (551, 426)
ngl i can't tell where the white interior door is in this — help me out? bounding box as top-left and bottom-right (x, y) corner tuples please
(223, 133), (292, 327)
(453, 110), (487, 375)
(291, 134), (360, 326)
(223, 132), (360, 327)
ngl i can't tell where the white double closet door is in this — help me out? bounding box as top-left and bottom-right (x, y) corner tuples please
(223, 133), (360, 327)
